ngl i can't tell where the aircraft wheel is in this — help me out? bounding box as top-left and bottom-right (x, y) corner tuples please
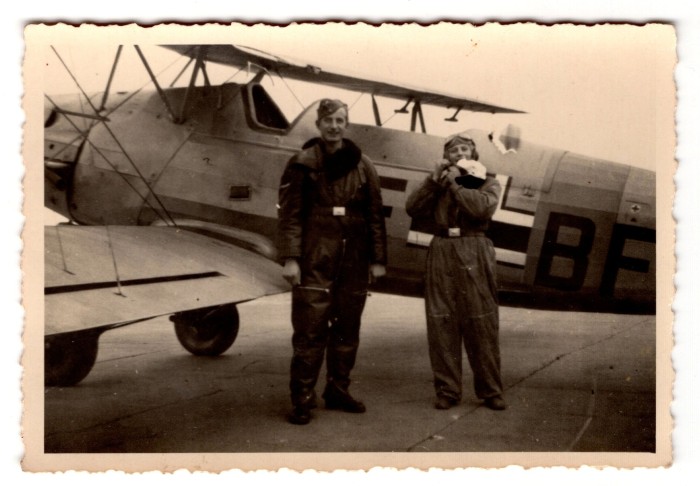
(171, 304), (240, 356)
(45, 331), (99, 387)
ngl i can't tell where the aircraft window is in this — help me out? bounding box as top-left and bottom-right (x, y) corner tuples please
(249, 84), (290, 131)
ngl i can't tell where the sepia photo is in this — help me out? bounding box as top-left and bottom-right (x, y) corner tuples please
(21, 22), (676, 472)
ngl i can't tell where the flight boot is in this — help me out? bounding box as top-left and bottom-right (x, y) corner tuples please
(434, 395), (459, 410)
(288, 389), (318, 425)
(322, 383), (366, 413)
(484, 395), (507, 411)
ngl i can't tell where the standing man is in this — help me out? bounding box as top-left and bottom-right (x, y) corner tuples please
(405, 133), (506, 411)
(277, 99), (387, 425)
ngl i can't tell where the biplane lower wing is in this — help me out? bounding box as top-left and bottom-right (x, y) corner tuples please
(44, 225), (289, 386)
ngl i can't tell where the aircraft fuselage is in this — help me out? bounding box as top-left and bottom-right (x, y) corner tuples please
(44, 82), (656, 313)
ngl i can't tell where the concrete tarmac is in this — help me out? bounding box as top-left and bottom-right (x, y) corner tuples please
(44, 292), (656, 455)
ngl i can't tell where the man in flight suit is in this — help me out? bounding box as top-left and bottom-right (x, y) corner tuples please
(406, 134), (506, 412)
(277, 99), (387, 425)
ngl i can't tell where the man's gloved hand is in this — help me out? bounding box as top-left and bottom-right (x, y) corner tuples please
(369, 263), (386, 283)
(283, 259), (301, 286)
(432, 160), (450, 182)
(442, 165), (461, 187)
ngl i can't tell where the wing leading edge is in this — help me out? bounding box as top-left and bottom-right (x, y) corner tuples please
(161, 44), (525, 115)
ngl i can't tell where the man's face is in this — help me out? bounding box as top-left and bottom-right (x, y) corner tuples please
(316, 107), (348, 143)
(446, 142), (475, 164)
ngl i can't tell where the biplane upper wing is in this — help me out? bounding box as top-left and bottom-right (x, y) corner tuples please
(161, 44), (525, 114)
(45, 225), (289, 336)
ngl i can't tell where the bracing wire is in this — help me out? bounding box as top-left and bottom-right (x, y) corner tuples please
(45, 94), (175, 226)
(50, 46), (177, 226)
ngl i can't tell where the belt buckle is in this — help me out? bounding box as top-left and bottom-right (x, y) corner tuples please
(332, 206), (346, 216)
(448, 227), (461, 237)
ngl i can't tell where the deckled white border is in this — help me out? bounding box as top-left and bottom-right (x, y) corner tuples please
(6, 1), (700, 484)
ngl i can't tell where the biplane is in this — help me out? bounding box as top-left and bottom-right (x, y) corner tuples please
(43, 44), (656, 386)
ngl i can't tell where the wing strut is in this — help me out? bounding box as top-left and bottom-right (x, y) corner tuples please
(45, 93), (176, 226)
(445, 106), (462, 122)
(98, 46), (123, 112)
(393, 96), (426, 132)
(410, 100), (426, 134)
(178, 46), (209, 123)
(54, 226), (75, 276)
(169, 56), (195, 88)
(371, 94), (382, 127)
(395, 97), (412, 114)
(49, 46), (178, 227)
(105, 225), (125, 297)
(134, 45), (181, 123)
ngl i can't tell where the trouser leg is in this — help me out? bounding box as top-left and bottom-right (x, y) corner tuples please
(326, 288), (367, 390)
(453, 236), (503, 399)
(290, 286), (332, 406)
(461, 310), (503, 399)
(425, 239), (463, 401)
(427, 311), (463, 401)
(326, 240), (369, 391)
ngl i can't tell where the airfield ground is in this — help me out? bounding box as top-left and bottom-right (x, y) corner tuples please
(42, 292), (657, 469)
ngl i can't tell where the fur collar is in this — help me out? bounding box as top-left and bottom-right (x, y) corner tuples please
(301, 138), (362, 181)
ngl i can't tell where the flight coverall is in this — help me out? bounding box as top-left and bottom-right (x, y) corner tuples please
(406, 175), (503, 402)
(277, 138), (387, 407)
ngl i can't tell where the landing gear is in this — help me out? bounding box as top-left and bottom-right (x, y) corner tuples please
(170, 304), (240, 356)
(45, 331), (100, 387)
(44, 304), (240, 385)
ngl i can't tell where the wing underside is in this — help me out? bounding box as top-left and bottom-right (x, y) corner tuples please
(45, 225), (289, 336)
(161, 44), (525, 114)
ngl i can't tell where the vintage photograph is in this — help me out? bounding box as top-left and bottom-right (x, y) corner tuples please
(22, 22), (675, 471)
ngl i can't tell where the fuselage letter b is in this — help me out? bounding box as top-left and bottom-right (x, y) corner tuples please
(535, 212), (595, 291)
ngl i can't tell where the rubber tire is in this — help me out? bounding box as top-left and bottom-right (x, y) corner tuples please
(45, 331), (99, 387)
(172, 304), (240, 356)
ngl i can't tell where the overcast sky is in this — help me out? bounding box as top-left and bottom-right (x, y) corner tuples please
(40, 23), (674, 172)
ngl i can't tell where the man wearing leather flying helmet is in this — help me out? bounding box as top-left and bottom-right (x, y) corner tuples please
(406, 133), (506, 412)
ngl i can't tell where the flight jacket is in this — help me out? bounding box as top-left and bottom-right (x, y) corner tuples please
(405, 175), (501, 235)
(277, 138), (387, 266)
